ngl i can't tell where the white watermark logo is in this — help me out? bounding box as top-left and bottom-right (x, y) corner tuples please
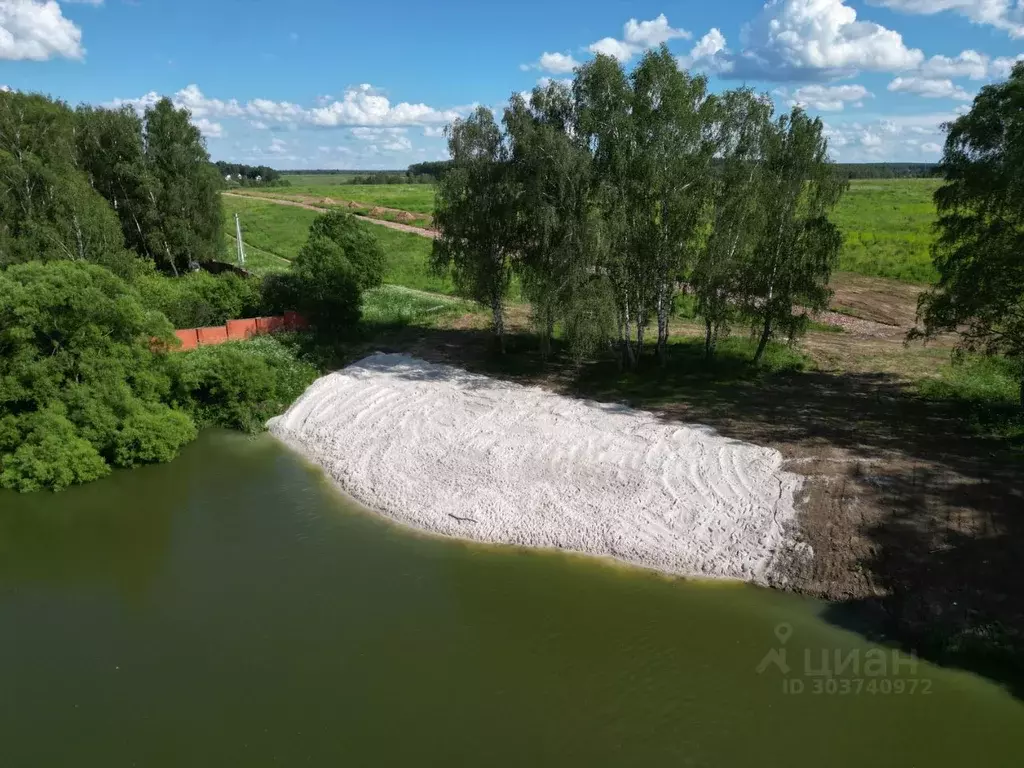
(756, 623), (933, 696)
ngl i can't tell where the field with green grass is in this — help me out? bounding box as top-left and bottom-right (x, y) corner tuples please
(277, 176), (435, 213)
(267, 175), (942, 285)
(223, 195), (452, 293)
(833, 178), (940, 284)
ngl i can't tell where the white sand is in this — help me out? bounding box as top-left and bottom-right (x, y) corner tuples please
(268, 353), (807, 583)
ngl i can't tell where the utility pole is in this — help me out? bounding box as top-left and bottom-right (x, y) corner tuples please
(234, 213), (246, 267)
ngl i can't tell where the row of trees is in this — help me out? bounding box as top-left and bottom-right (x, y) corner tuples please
(835, 163), (938, 179)
(432, 49), (846, 367)
(214, 161), (283, 184)
(1, 91), (223, 278)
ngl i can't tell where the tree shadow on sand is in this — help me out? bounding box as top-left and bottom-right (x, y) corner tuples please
(319, 323), (1024, 699)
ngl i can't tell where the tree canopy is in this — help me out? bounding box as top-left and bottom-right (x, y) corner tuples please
(0, 261), (196, 492)
(918, 62), (1024, 405)
(431, 49), (845, 368)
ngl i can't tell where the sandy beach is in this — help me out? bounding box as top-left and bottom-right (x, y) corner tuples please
(268, 353), (808, 583)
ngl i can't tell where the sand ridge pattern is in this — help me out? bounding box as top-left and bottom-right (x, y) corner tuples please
(269, 354), (807, 583)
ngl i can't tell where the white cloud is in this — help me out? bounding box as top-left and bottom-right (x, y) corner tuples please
(888, 76), (974, 99)
(733, 0), (924, 80)
(523, 51), (580, 74)
(0, 84), (10, 92)
(381, 136), (413, 152)
(307, 83), (463, 127)
(108, 83), (466, 133)
(918, 49), (990, 79)
(589, 14), (689, 63)
(921, 141), (943, 153)
(820, 112), (957, 159)
(774, 83), (873, 110)
(0, 0), (84, 60)
(867, 0), (1024, 38)
(678, 28), (732, 73)
(350, 126), (407, 140)
(193, 118), (224, 139)
(423, 125), (445, 138)
(267, 137), (288, 155)
(990, 53), (1024, 78)
(623, 14), (691, 46)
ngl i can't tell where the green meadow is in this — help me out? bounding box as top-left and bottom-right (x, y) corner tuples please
(832, 178), (941, 284)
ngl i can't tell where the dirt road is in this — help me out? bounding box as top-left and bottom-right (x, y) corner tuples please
(223, 192), (438, 239)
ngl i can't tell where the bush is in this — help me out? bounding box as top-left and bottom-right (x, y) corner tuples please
(306, 211), (385, 292)
(171, 336), (318, 433)
(136, 271), (262, 328)
(0, 261), (198, 491)
(291, 236), (364, 336)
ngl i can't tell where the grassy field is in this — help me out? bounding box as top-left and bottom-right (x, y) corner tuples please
(276, 177), (435, 213)
(833, 178), (940, 283)
(223, 195), (452, 293)
(270, 175), (942, 285)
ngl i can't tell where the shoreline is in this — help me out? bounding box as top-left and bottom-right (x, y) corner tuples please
(268, 353), (811, 586)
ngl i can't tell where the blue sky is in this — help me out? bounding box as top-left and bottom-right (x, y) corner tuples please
(2, 0), (1023, 167)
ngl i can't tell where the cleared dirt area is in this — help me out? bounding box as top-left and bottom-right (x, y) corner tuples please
(223, 193), (437, 238)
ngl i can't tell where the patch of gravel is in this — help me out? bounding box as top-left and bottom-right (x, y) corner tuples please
(268, 353), (808, 584)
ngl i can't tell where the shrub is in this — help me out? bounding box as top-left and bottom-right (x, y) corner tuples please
(137, 271), (262, 328)
(306, 211), (386, 292)
(0, 261), (198, 491)
(291, 236), (364, 336)
(171, 336), (318, 433)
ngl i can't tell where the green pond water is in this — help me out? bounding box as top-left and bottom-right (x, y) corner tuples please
(1, 431), (1022, 767)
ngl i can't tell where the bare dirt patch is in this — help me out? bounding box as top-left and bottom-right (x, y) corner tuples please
(829, 272), (926, 328)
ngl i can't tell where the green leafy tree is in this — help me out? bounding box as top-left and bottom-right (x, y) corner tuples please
(432, 106), (517, 352)
(143, 98), (224, 275)
(574, 54), (646, 368)
(630, 48), (717, 362)
(290, 239), (363, 336)
(0, 91), (141, 279)
(742, 107), (845, 363)
(693, 88), (773, 358)
(75, 105), (159, 263)
(917, 63), (1024, 406)
(0, 261), (197, 492)
(504, 81), (593, 359)
(307, 211), (386, 291)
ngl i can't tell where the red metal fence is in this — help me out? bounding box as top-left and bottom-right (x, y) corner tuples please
(171, 311), (308, 351)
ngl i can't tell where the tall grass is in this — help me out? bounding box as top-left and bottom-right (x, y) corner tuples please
(833, 178), (941, 284)
(917, 354), (1023, 442)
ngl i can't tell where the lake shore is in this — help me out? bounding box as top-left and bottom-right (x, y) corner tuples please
(268, 353), (809, 584)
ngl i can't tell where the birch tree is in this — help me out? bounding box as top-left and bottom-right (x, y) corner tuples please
(692, 89), (772, 358)
(431, 107), (516, 352)
(742, 108), (845, 364)
(574, 54), (644, 369)
(631, 48), (717, 363)
(504, 81), (592, 359)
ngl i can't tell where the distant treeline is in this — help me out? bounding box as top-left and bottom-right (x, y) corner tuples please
(834, 163), (939, 179)
(280, 160), (931, 183)
(348, 173), (435, 185)
(215, 162), (288, 186)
